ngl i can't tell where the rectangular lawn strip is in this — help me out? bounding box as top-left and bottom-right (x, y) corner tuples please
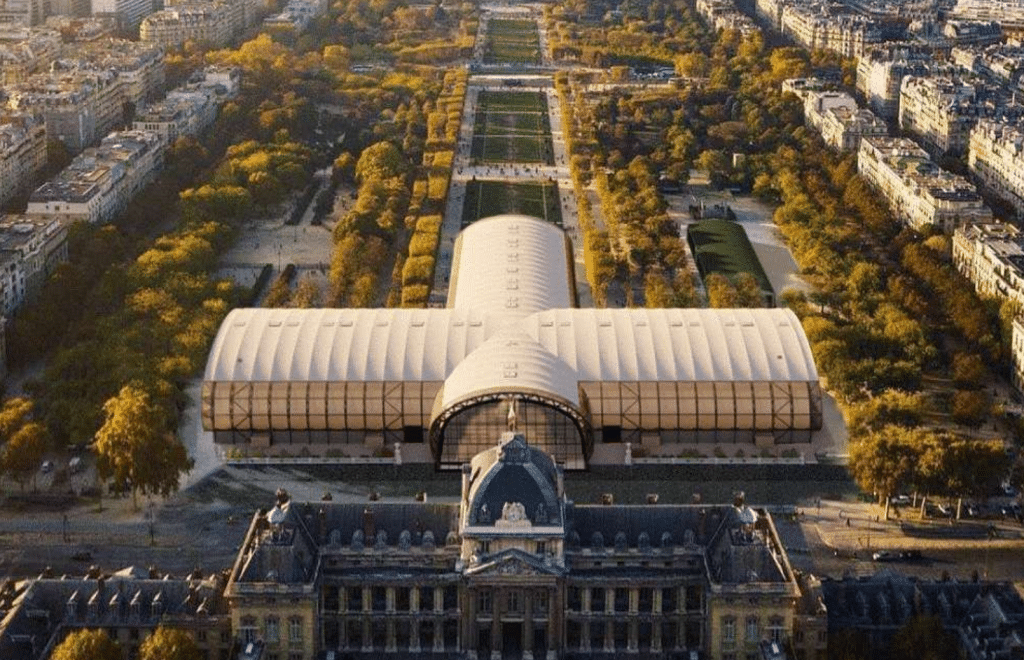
(482, 112), (547, 136)
(477, 90), (548, 113)
(484, 19), (541, 65)
(461, 180), (563, 227)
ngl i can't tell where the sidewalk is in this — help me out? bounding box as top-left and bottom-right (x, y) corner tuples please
(806, 499), (1024, 552)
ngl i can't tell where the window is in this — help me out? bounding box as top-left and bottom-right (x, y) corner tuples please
(534, 590), (549, 614)
(348, 586), (363, 611)
(478, 540), (490, 554)
(478, 590), (492, 614)
(420, 587), (435, 612)
(661, 587), (677, 613)
(590, 588), (605, 613)
(372, 587), (386, 612)
(536, 541), (546, 556)
(288, 654), (302, 660)
(288, 617), (302, 643)
(396, 588), (409, 612)
(722, 617), (736, 647)
(507, 590), (522, 613)
(614, 588), (629, 613)
(639, 588), (653, 612)
(745, 616), (759, 643)
(265, 617), (280, 644)
(567, 586), (581, 611)
(768, 616), (785, 643)
(240, 617), (257, 645)
(196, 630), (207, 643)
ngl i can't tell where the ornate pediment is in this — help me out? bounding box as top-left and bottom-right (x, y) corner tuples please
(465, 550), (562, 577)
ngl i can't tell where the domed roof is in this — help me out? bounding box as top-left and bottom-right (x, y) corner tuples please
(465, 434), (561, 528)
(441, 329), (580, 410)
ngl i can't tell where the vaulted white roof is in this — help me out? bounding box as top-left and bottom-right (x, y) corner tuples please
(204, 307), (817, 385)
(203, 215), (820, 427)
(447, 214), (574, 317)
(441, 329), (581, 408)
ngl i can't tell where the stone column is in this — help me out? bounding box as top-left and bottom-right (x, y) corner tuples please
(523, 591), (534, 660)
(582, 588), (591, 614)
(580, 621), (590, 652)
(652, 620), (662, 653)
(629, 588), (639, 614)
(546, 611), (557, 660)
(604, 589), (612, 615)
(410, 587), (420, 613)
(386, 620), (396, 652)
(362, 618), (372, 653)
(628, 620), (638, 653)
(604, 619), (614, 653)
(434, 587), (443, 614)
(653, 588), (663, 614)
(433, 616), (444, 652)
(386, 587), (395, 613)
(410, 616), (420, 653)
(491, 618), (501, 660)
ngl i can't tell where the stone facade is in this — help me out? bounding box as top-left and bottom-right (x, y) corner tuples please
(969, 119), (1024, 216)
(226, 435), (805, 660)
(857, 136), (992, 232)
(0, 113), (47, 209)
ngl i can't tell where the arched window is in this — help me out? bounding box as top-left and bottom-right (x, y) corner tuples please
(265, 616), (279, 644)
(240, 616), (257, 645)
(745, 615), (759, 643)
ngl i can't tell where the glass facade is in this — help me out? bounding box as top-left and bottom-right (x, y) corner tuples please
(433, 397), (587, 467)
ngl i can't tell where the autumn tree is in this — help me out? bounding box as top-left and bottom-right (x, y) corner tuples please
(139, 627), (202, 660)
(848, 425), (919, 519)
(1, 422), (48, 490)
(94, 384), (193, 509)
(51, 629), (121, 660)
(0, 397), (33, 441)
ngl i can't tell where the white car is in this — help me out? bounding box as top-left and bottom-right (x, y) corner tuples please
(890, 495), (911, 506)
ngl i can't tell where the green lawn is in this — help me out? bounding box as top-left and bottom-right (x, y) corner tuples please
(470, 135), (553, 164)
(473, 111), (548, 137)
(461, 180), (563, 227)
(470, 91), (553, 164)
(477, 90), (548, 113)
(484, 19), (540, 65)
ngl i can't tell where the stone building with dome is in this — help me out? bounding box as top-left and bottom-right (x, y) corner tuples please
(225, 433), (809, 660)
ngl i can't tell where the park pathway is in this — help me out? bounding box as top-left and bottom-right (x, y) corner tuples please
(431, 9), (594, 306)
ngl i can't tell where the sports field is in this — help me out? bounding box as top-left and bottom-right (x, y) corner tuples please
(470, 91), (554, 164)
(461, 180), (563, 227)
(484, 18), (541, 65)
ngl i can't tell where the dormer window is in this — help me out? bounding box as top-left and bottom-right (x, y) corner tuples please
(536, 541), (546, 556)
(478, 541), (490, 554)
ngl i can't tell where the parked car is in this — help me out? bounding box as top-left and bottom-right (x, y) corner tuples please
(890, 495), (912, 506)
(872, 551), (898, 562)
(40, 460), (54, 474)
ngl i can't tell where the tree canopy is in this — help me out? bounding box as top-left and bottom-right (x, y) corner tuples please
(51, 629), (121, 660)
(94, 384), (193, 507)
(139, 627), (203, 660)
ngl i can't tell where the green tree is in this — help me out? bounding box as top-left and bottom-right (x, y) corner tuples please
(139, 627), (202, 660)
(50, 629), (121, 660)
(94, 385), (193, 509)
